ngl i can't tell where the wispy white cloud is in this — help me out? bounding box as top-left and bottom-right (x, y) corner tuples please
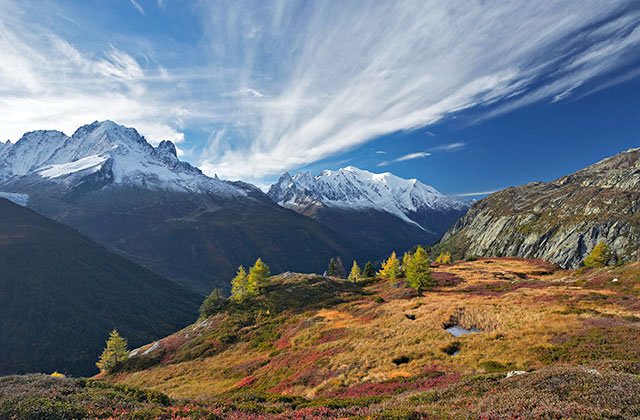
(428, 142), (466, 152)
(195, 1), (640, 182)
(375, 150), (386, 154)
(129, 0), (145, 16)
(0, 1), (639, 184)
(378, 151), (430, 167)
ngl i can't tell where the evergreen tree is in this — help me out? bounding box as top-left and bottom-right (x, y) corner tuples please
(335, 257), (346, 278)
(327, 258), (337, 277)
(230, 266), (249, 302)
(199, 288), (226, 317)
(348, 261), (362, 282)
(378, 251), (401, 281)
(583, 242), (612, 268)
(363, 261), (375, 278)
(405, 246), (434, 294)
(435, 251), (453, 265)
(247, 258), (270, 296)
(96, 329), (129, 373)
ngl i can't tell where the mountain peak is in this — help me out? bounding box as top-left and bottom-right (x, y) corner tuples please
(268, 166), (469, 229)
(0, 121), (245, 197)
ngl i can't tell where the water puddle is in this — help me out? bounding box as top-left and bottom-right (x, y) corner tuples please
(445, 325), (480, 337)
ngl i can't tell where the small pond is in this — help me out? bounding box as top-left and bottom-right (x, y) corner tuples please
(445, 325), (480, 337)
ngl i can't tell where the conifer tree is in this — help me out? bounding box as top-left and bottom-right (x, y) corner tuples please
(348, 261), (362, 282)
(230, 266), (249, 302)
(405, 246), (434, 294)
(435, 251), (453, 265)
(199, 288), (226, 317)
(583, 242), (612, 268)
(402, 251), (414, 276)
(363, 261), (375, 278)
(378, 251), (401, 281)
(96, 329), (129, 373)
(246, 258), (270, 296)
(327, 258), (337, 276)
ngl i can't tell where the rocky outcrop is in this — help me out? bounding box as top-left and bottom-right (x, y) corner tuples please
(441, 148), (640, 268)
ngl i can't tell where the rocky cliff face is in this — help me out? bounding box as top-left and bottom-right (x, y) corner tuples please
(441, 148), (640, 268)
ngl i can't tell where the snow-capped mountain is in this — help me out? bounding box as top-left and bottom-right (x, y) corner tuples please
(0, 121), (357, 294)
(0, 120), (242, 197)
(268, 166), (469, 230)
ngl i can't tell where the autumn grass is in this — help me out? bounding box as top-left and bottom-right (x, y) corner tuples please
(109, 259), (640, 409)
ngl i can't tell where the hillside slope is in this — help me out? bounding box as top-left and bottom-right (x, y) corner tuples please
(0, 198), (200, 376)
(111, 258), (640, 405)
(441, 147), (640, 268)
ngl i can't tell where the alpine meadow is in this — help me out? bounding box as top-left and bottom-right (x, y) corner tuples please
(1, 1), (640, 419)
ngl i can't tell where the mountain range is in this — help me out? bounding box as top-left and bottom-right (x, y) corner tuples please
(0, 121), (360, 294)
(0, 197), (200, 376)
(442, 147), (640, 267)
(268, 166), (469, 257)
(0, 121), (468, 293)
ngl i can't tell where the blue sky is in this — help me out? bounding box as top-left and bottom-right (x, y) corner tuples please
(0, 1), (639, 194)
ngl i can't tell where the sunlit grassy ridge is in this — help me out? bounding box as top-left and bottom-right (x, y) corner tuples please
(110, 259), (640, 405)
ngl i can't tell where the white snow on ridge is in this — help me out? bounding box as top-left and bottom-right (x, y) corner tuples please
(38, 154), (108, 179)
(0, 120), (247, 198)
(0, 192), (29, 206)
(268, 165), (469, 229)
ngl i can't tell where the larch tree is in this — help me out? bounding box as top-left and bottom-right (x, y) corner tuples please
(96, 329), (129, 374)
(378, 251), (401, 281)
(435, 251), (453, 265)
(583, 242), (613, 268)
(246, 258), (270, 296)
(348, 261), (362, 282)
(231, 266), (249, 302)
(405, 246), (434, 294)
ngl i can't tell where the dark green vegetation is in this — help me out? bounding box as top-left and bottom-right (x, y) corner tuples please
(0, 198), (200, 376)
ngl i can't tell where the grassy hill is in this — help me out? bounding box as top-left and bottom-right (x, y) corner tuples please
(0, 198), (201, 376)
(4, 256), (640, 417)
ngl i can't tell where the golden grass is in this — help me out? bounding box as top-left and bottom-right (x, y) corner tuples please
(113, 258), (640, 400)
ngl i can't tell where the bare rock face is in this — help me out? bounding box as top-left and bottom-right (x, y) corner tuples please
(441, 148), (640, 268)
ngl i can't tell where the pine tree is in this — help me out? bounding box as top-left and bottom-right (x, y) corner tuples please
(199, 288), (226, 317)
(246, 258), (270, 296)
(378, 251), (401, 281)
(335, 257), (346, 278)
(583, 242), (612, 268)
(348, 261), (362, 282)
(405, 246), (434, 294)
(96, 329), (129, 373)
(230, 266), (249, 302)
(363, 261), (375, 278)
(435, 251), (453, 265)
(327, 258), (337, 277)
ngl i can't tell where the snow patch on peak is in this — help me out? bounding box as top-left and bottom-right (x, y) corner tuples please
(39, 154), (108, 179)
